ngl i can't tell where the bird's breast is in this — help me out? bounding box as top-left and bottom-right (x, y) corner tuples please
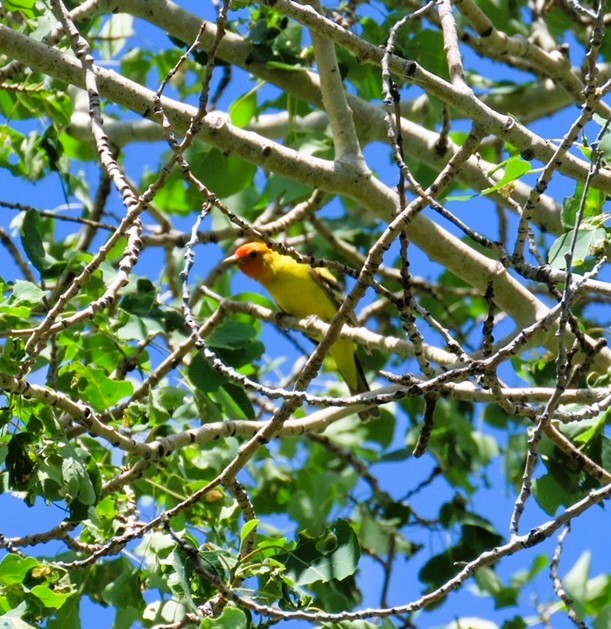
(267, 269), (337, 322)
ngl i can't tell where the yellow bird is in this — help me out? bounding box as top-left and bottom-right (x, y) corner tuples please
(225, 241), (379, 421)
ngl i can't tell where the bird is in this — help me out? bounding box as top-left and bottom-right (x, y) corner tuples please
(224, 241), (379, 421)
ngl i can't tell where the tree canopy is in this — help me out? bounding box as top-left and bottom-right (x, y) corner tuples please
(0, 0), (610, 627)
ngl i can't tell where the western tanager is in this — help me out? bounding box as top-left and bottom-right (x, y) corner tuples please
(225, 241), (379, 421)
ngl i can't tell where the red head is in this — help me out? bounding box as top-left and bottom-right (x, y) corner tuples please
(226, 241), (275, 284)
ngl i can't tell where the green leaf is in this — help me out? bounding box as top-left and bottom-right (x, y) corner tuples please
(61, 447), (98, 507)
(308, 574), (360, 613)
(20, 210), (50, 273)
(565, 411), (608, 445)
(598, 132), (611, 164)
(502, 617), (527, 629)
(400, 30), (448, 80)
(562, 182), (605, 229)
(278, 519), (360, 586)
(142, 167), (201, 216)
(230, 88), (259, 128)
(219, 382), (255, 419)
(186, 143), (256, 199)
(82, 558), (145, 613)
(379, 447), (411, 463)
(0, 125), (28, 176)
(63, 363), (134, 411)
(188, 351), (228, 393)
(78, 333), (126, 373)
(548, 226), (607, 270)
(151, 386), (187, 415)
(59, 130), (98, 162)
(116, 313), (160, 341)
(11, 280), (46, 306)
(262, 173), (312, 205)
(419, 520), (503, 589)
(30, 584), (73, 609)
(216, 340), (265, 373)
(3, 0), (37, 18)
(474, 567), (519, 608)
(5, 432), (36, 491)
(0, 304), (32, 333)
(209, 320), (258, 349)
(510, 554), (549, 588)
(601, 435), (611, 471)
(98, 14), (135, 60)
(594, 606), (611, 629)
(201, 606), (248, 629)
(532, 473), (582, 515)
(564, 551), (591, 608)
(240, 518), (260, 543)
(120, 278), (161, 317)
(358, 507), (395, 557)
(481, 157), (531, 195)
(0, 555), (41, 584)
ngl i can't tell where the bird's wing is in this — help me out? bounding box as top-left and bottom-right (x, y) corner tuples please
(311, 266), (378, 420)
(309, 266), (359, 326)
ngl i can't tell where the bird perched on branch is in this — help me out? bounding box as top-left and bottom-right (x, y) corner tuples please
(225, 241), (379, 421)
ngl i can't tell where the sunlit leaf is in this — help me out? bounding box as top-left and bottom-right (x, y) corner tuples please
(278, 519), (360, 585)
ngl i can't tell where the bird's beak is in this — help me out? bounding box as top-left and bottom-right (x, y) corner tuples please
(223, 252), (240, 267)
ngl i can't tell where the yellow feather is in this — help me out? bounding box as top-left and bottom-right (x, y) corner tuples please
(227, 242), (378, 421)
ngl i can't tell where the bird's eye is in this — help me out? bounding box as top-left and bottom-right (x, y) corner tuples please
(249, 251), (258, 259)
